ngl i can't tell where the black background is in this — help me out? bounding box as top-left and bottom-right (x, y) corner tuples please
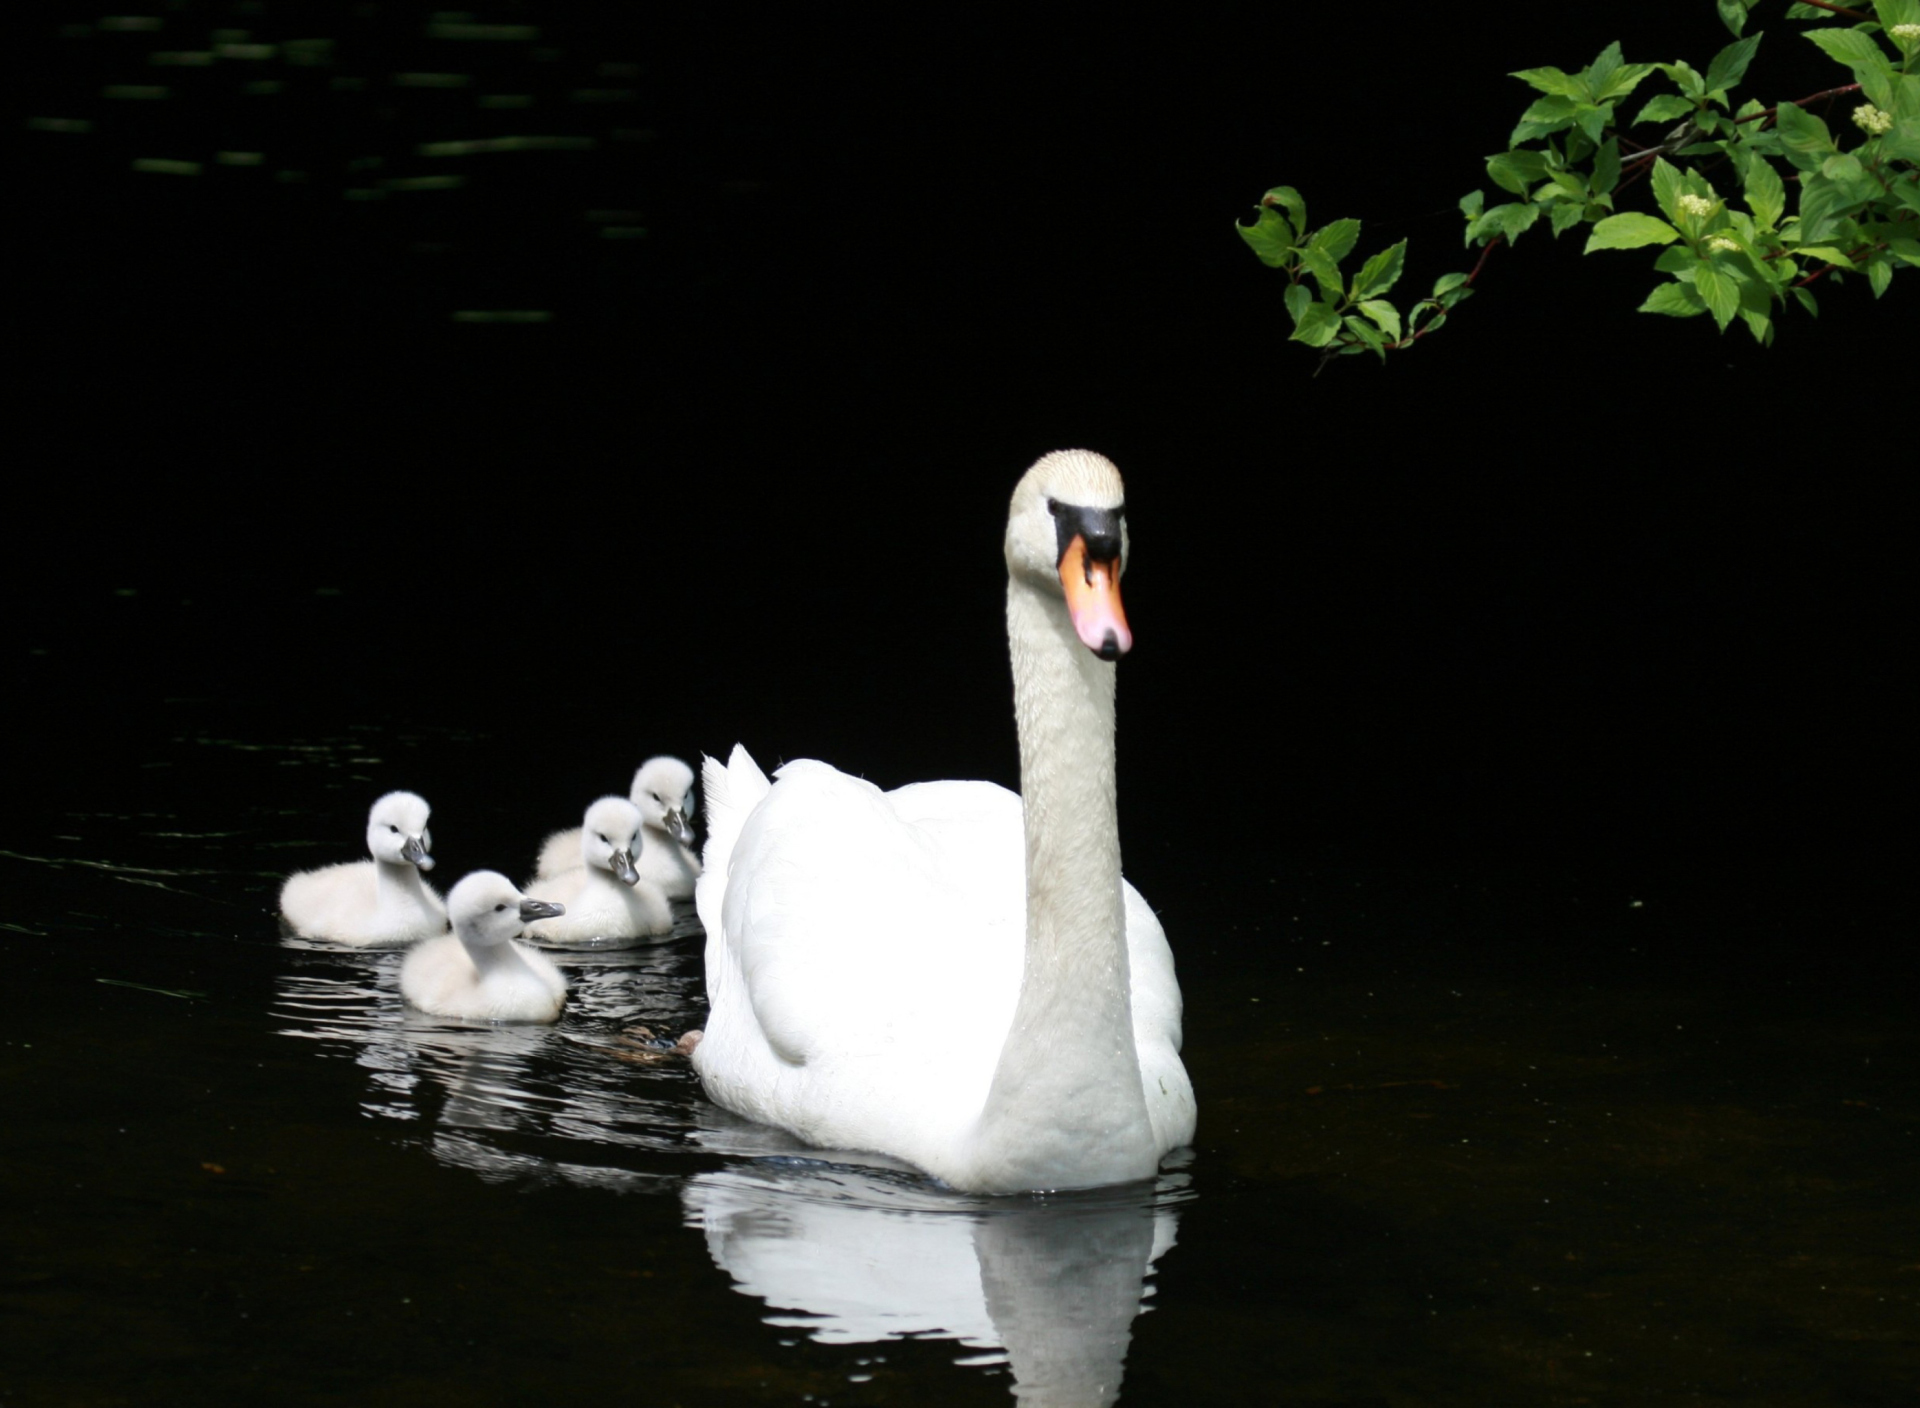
(9, 1), (1907, 903)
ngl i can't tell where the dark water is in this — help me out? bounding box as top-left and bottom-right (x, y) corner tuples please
(11, 3), (1915, 1404)
(4, 693), (1913, 1406)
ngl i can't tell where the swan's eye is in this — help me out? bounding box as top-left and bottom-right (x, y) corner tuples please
(651, 793), (662, 803)
(596, 832), (609, 843)
(494, 902), (508, 912)
(388, 824), (400, 833)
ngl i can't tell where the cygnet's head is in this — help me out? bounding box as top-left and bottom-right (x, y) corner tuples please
(579, 796), (643, 884)
(366, 790), (435, 870)
(447, 870), (563, 948)
(629, 755), (697, 846)
(1004, 449), (1131, 661)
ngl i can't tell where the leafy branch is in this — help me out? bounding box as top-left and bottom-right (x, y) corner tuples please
(1239, 0), (1920, 367)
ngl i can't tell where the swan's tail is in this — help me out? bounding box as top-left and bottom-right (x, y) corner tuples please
(694, 744), (772, 942)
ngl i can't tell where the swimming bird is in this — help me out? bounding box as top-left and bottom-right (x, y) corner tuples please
(399, 871), (568, 1022)
(534, 756), (702, 899)
(692, 450), (1195, 1194)
(524, 796), (674, 944)
(279, 790), (446, 947)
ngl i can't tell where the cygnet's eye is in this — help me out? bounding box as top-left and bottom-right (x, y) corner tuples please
(651, 793), (662, 803)
(388, 824), (400, 833)
(596, 832), (609, 844)
(494, 902), (508, 912)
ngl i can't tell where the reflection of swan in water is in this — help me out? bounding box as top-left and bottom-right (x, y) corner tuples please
(683, 1158), (1185, 1406)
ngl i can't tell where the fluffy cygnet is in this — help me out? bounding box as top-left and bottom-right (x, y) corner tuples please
(534, 755), (702, 899)
(400, 871), (568, 1022)
(279, 790), (446, 947)
(524, 796), (674, 944)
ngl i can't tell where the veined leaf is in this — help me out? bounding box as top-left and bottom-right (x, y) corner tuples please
(1802, 27), (1893, 69)
(1284, 283), (1312, 327)
(1694, 262), (1740, 329)
(1584, 212), (1682, 250)
(1511, 65), (1586, 99)
(1717, 0), (1753, 36)
(1881, 0), (1920, 46)
(1358, 299), (1402, 342)
(1594, 62), (1657, 103)
(1791, 244), (1856, 268)
(1237, 207), (1295, 267)
(1640, 281), (1708, 316)
(1261, 186), (1307, 234)
(1575, 103), (1611, 144)
(1584, 41), (1626, 97)
(1658, 60), (1706, 100)
(1342, 315), (1387, 361)
(1592, 139), (1622, 196)
(1743, 154), (1786, 228)
(1651, 157), (1686, 225)
(1432, 272), (1470, 297)
(1704, 33), (1764, 96)
(1635, 94), (1696, 125)
(1549, 202), (1586, 236)
(1310, 218), (1362, 264)
(1866, 255), (1893, 298)
(1487, 149), (1549, 196)
(1886, 236), (1920, 267)
(1288, 300), (1341, 347)
(1771, 103), (1834, 168)
(1298, 245), (1344, 299)
(1350, 240), (1408, 301)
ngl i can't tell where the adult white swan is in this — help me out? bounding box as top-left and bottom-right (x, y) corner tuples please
(693, 450), (1195, 1194)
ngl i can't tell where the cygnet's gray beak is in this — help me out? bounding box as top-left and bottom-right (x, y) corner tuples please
(664, 809), (693, 847)
(610, 849), (639, 886)
(518, 897), (565, 922)
(403, 835), (434, 871)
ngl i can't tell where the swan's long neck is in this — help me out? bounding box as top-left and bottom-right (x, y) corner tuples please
(969, 576), (1155, 1192)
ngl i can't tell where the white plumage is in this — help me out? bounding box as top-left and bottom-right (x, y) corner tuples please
(692, 451), (1195, 1194)
(279, 790), (446, 947)
(524, 796), (674, 944)
(534, 755), (702, 899)
(400, 870), (568, 1022)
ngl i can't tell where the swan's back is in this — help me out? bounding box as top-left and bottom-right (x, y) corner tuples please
(693, 748), (1189, 1179)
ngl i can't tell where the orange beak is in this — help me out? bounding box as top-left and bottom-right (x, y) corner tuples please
(1059, 535), (1132, 660)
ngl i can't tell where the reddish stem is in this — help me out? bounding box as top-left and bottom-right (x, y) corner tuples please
(1792, 0), (1870, 17)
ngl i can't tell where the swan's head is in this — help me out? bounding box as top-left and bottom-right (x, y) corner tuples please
(1006, 450), (1131, 660)
(579, 796), (643, 884)
(630, 755), (697, 846)
(448, 870), (563, 948)
(366, 790), (435, 871)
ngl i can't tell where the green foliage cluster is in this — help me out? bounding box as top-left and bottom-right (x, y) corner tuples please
(1239, 0), (1920, 364)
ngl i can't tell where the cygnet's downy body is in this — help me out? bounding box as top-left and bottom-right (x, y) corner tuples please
(400, 871), (568, 1023)
(535, 756), (702, 899)
(525, 796), (674, 945)
(279, 791), (446, 947)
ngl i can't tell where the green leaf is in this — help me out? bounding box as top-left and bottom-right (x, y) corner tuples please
(1298, 245), (1344, 299)
(1284, 283), (1312, 328)
(1821, 152), (1864, 183)
(1717, 0), (1752, 36)
(1549, 201), (1586, 235)
(1882, 0), (1920, 47)
(1771, 103), (1834, 169)
(1511, 66), (1586, 99)
(1460, 190), (1485, 220)
(1584, 212), (1683, 250)
(1640, 281), (1708, 316)
(1585, 41), (1626, 95)
(1310, 218), (1362, 264)
(1594, 62), (1658, 103)
(1658, 60), (1706, 101)
(1574, 103), (1611, 145)
(1592, 139), (1622, 196)
(1740, 306), (1774, 344)
(1792, 244), (1856, 268)
(1288, 300), (1341, 347)
(1704, 33), (1764, 96)
(1802, 27), (1893, 68)
(1694, 262), (1740, 329)
(1495, 202), (1544, 240)
(1432, 272), (1470, 297)
(1651, 157), (1686, 224)
(1743, 155), (1786, 228)
(1237, 207), (1295, 267)
(1358, 299), (1402, 342)
(1512, 96), (1578, 144)
(1887, 236), (1920, 267)
(1350, 240), (1408, 300)
(1635, 94), (1696, 125)
(1866, 255), (1893, 297)
(1342, 315), (1387, 361)
(1791, 285), (1819, 317)
(1487, 149), (1549, 196)
(1261, 186), (1307, 234)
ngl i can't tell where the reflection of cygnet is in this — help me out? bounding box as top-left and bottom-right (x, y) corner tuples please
(400, 871), (567, 1022)
(279, 790), (446, 947)
(535, 756), (701, 898)
(525, 797), (673, 943)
